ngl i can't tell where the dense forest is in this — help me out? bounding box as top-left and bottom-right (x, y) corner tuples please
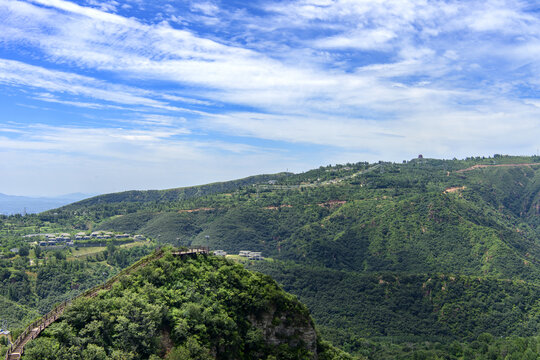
(20, 249), (350, 360)
(3, 155), (540, 358)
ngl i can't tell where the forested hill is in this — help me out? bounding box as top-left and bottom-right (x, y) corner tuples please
(6, 154), (540, 359)
(63, 173), (291, 208)
(21, 249), (351, 360)
(55, 155), (540, 281)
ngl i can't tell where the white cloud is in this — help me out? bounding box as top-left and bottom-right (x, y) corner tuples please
(127, 114), (187, 126)
(2, 0), (538, 116)
(84, 0), (119, 13)
(0, 123), (268, 163)
(0, 123), (295, 196)
(202, 95), (540, 154)
(1, 0), (540, 195)
(32, 92), (130, 110)
(0, 1), (384, 109)
(314, 28), (396, 50)
(0, 58), (209, 114)
(190, 1), (219, 16)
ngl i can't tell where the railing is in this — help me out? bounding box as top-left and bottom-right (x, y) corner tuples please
(4, 247), (173, 359)
(172, 246), (209, 256)
(4, 299), (68, 360)
(4, 246), (213, 359)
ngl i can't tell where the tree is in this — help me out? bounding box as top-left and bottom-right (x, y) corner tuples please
(35, 246), (42, 259)
(19, 245), (29, 257)
(106, 243), (117, 258)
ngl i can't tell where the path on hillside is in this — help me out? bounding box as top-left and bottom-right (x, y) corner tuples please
(254, 164), (382, 191)
(456, 163), (540, 173)
(4, 247), (208, 360)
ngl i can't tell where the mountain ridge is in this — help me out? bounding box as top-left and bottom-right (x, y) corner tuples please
(4, 155), (540, 359)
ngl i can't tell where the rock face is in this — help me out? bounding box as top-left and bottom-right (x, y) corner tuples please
(249, 305), (318, 359)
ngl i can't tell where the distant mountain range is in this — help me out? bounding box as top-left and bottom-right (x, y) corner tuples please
(0, 192), (95, 215)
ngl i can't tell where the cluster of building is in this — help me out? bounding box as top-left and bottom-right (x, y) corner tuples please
(38, 240), (73, 247)
(38, 233), (74, 247)
(24, 233), (71, 241)
(33, 232), (144, 247)
(212, 250), (264, 260)
(239, 250), (263, 260)
(83, 232), (132, 240)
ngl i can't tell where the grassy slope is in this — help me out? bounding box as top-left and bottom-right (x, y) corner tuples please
(63, 173), (291, 207)
(93, 159), (540, 281)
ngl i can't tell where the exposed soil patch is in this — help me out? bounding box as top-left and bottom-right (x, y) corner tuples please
(178, 207), (215, 213)
(444, 186), (466, 193)
(456, 163), (539, 173)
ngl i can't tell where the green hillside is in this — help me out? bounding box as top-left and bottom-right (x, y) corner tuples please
(87, 157), (540, 280)
(63, 173), (291, 208)
(0, 295), (40, 330)
(21, 249), (351, 360)
(248, 262), (540, 349)
(279, 192), (540, 278)
(4, 155), (540, 358)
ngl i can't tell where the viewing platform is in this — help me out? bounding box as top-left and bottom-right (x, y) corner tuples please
(171, 246), (209, 257)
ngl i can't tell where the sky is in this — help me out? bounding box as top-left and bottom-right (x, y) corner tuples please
(0, 0), (539, 196)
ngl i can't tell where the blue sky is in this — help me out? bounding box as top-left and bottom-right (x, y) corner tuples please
(0, 0), (539, 196)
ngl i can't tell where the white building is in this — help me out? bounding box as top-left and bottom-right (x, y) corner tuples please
(238, 250), (264, 260)
(248, 252), (263, 260)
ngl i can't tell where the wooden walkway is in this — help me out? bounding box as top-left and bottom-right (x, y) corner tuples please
(172, 246), (209, 257)
(4, 247), (208, 360)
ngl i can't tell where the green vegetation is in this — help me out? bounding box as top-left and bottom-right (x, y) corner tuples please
(22, 250), (344, 360)
(0, 296), (40, 330)
(0, 243), (153, 335)
(3, 155), (540, 358)
(248, 262), (540, 348)
(64, 173), (291, 210)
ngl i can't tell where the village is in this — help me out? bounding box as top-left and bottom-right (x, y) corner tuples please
(22, 231), (145, 248)
(213, 249), (264, 260)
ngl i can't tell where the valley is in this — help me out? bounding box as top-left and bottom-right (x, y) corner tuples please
(2, 155), (540, 359)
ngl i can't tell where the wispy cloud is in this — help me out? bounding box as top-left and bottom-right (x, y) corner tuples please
(0, 58), (208, 114)
(0, 0), (539, 195)
(2, 0), (538, 112)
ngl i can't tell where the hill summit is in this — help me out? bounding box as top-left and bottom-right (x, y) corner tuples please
(21, 248), (350, 360)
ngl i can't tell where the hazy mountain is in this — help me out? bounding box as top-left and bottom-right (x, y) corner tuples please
(0, 192), (95, 215)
